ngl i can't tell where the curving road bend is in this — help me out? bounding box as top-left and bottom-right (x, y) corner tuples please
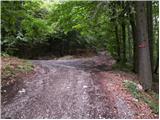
(1, 56), (118, 119)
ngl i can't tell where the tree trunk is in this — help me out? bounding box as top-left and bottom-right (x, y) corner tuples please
(147, 1), (153, 73)
(122, 23), (126, 63)
(121, 2), (126, 63)
(154, 55), (159, 74)
(128, 25), (132, 60)
(135, 1), (152, 90)
(154, 27), (159, 74)
(154, 13), (159, 74)
(129, 4), (138, 73)
(115, 24), (121, 62)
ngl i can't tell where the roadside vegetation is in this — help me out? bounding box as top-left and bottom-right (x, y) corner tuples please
(123, 80), (159, 114)
(1, 53), (34, 88)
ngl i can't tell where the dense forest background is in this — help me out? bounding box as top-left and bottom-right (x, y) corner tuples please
(1, 1), (159, 91)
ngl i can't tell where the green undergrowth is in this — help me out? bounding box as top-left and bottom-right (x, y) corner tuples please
(17, 60), (34, 73)
(2, 56), (34, 87)
(1, 52), (10, 57)
(123, 80), (159, 114)
(2, 61), (34, 79)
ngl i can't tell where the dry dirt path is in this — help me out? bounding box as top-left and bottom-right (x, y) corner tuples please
(1, 54), (119, 119)
(1, 54), (156, 119)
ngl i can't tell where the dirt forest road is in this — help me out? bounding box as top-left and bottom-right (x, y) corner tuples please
(2, 53), (154, 119)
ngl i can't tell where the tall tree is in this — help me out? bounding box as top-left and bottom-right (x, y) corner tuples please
(135, 1), (152, 90)
(129, 2), (138, 73)
(122, 22), (126, 63)
(154, 6), (159, 74)
(121, 2), (127, 63)
(127, 25), (132, 60)
(115, 24), (121, 62)
(147, 1), (153, 73)
(154, 44), (159, 74)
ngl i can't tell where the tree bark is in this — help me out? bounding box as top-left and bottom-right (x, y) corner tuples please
(115, 24), (121, 62)
(154, 13), (159, 74)
(147, 1), (153, 73)
(122, 2), (126, 63)
(129, 3), (138, 73)
(154, 27), (159, 74)
(128, 25), (132, 60)
(122, 22), (126, 63)
(135, 1), (152, 90)
(154, 55), (159, 74)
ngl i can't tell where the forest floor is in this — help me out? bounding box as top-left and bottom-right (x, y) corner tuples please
(1, 52), (159, 119)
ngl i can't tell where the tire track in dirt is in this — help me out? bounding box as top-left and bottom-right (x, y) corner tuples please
(1, 56), (118, 119)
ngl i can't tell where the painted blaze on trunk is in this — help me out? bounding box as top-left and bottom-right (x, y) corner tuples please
(135, 1), (152, 90)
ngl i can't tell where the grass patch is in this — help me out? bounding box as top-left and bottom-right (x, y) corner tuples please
(123, 80), (140, 99)
(2, 56), (34, 87)
(123, 80), (159, 114)
(2, 60), (34, 79)
(1, 52), (10, 57)
(17, 60), (34, 72)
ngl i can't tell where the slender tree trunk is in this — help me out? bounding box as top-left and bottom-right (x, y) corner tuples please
(135, 1), (152, 90)
(147, 1), (153, 73)
(122, 23), (126, 63)
(154, 15), (159, 74)
(115, 24), (121, 62)
(121, 2), (126, 63)
(154, 55), (159, 74)
(128, 25), (132, 60)
(154, 26), (159, 74)
(130, 7), (138, 73)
